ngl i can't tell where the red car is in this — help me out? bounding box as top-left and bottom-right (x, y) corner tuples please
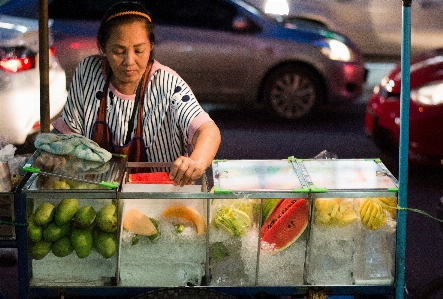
(365, 47), (443, 166)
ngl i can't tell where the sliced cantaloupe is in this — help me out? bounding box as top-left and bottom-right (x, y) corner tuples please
(162, 204), (206, 236)
(123, 208), (158, 236)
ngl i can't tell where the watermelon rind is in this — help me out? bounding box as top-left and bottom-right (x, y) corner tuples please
(261, 198), (282, 225)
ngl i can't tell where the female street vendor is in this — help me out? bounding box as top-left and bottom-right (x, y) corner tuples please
(52, 1), (221, 187)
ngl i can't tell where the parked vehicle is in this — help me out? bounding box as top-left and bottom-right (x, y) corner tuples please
(0, 14), (67, 145)
(365, 47), (443, 166)
(247, 0), (443, 59)
(0, 0), (366, 120)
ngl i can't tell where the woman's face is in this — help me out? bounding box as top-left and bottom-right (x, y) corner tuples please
(104, 21), (153, 93)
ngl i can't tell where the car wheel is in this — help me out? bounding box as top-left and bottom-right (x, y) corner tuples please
(261, 64), (324, 120)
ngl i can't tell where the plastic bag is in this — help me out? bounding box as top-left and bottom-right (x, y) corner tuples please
(313, 150), (338, 159)
(0, 144), (16, 162)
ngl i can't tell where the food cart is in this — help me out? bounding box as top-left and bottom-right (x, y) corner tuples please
(7, 152), (401, 298)
(0, 1), (412, 298)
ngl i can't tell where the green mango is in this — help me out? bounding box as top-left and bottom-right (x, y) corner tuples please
(43, 221), (71, 242)
(66, 179), (99, 189)
(55, 198), (79, 225)
(74, 205), (96, 228)
(34, 203), (55, 226)
(96, 203), (117, 233)
(71, 229), (93, 258)
(30, 240), (52, 260)
(52, 236), (73, 258)
(52, 180), (71, 190)
(28, 214), (43, 243)
(94, 231), (117, 259)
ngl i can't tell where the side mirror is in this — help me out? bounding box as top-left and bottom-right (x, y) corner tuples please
(232, 15), (261, 33)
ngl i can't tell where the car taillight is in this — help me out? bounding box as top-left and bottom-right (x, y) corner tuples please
(0, 46), (36, 73)
(49, 45), (56, 56)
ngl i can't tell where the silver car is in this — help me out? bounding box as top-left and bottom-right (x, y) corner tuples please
(1, 0), (365, 120)
(0, 14), (67, 145)
(248, 0), (443, 58)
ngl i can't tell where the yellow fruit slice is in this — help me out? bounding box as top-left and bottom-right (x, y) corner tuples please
(123, 208), (158, 236)
(162, 204), (206, 236)
(374, 197), (398, 217)
(314, 198), (357, 226)
(359, 198), (387, 230)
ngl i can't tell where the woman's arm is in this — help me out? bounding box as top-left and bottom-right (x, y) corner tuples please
(169, 121), (221, 186)
(190, 121), (221, 170)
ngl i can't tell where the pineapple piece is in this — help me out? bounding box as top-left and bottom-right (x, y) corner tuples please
(359, 198), (388, 230)
(314, 198), (358, 226)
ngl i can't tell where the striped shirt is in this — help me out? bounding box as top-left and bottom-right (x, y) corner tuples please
(60, 55), (213, 163)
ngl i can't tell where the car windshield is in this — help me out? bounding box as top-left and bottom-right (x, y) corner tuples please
(233, 0), (263, 15)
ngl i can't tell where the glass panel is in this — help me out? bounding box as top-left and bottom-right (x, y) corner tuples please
(301, 159), (398, 190)
(28, 196), (118, 286)
(258, 198), (309, 286)
(306, 197), (397, 285)
(119, 198), (207, 286)
(0, 193), (14, 240)
(214, 160), (303, 191)
(209, 197), (260, 286)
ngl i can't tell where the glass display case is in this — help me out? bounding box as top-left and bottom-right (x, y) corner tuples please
(299, 159), (398, 286)
(119, 167), (208, 287)
(16, 157), (399, 298)
(21, 150), (126, 287)
(22, 173), (119, 287)
(210, 159), (309, 287)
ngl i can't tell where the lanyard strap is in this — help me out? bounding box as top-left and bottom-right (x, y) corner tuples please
(124, 81), (141, 144)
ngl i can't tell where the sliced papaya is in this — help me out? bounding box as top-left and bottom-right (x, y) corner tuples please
(162, 204), (206, 236)
(123, 208), (158, 236)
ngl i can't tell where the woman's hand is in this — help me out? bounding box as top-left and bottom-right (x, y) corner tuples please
(169, 156), (205, 186)
(169, 121), (221, 187)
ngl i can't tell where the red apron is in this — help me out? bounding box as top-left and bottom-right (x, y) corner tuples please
(91, 65), (151, 162)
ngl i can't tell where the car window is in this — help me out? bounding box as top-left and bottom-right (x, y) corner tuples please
(48, 0), (120, 20)
(48, 0), (238, 32)
(0, 0), (12, 6)
(148, 0), (238, 31)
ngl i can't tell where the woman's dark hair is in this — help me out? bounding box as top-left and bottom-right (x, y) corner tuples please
(97, 1), (155, 61)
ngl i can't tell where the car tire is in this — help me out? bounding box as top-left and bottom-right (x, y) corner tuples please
(261, 64), (324, 120)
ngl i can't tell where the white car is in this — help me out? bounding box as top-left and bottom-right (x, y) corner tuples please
(0, 14), (67, 145)
(247, 0), (443, 58)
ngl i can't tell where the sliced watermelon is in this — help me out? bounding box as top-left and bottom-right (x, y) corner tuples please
(261, 198), (283, 225)
(260, 198), (309, 253)
(128, 172), (192, 185)
(128, 172), (174, 184)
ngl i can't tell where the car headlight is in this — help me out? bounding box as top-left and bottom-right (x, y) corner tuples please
(411, 81), (443, 106)
(318, 39), (356, 62)
(264, 0), (289, 15)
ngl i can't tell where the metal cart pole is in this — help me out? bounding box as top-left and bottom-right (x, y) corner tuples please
(395, 0), (412, 298)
